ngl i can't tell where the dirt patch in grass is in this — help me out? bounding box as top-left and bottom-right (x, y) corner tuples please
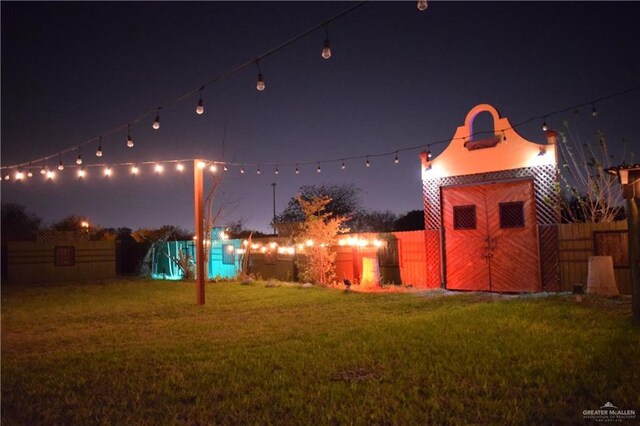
(330, 366), (384, 383)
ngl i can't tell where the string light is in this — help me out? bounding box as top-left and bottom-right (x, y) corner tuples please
(341, 161), (346, 170)
(155, 164), (164, 173)
(176, 163), (184, 172)
(27, 169), (33, 178)
(40, 162), (46, 175)
(591, 104), (598, 117)
(322, 24), (332, 59)
(209, 164), (217, 173)
(317, 163), (321, 173)
(542, 117), (548, 131)
(196, 89), (205, 115)
(96, 137), (103, 157)
(427, 145), (433, 159)
(223, 165), (228, 172)
(197, 161), (206, 169)
(46, 170), (55, 180)
(76, 146), (83, 165)
(240, 166), (245, 174)
(275, 165), (279, 175)
(417, 0), (428, 11)
(394, 153), (399, 164)
(256, 61), (265, 92)
(127, 124), (134, 147)
(131, 165), (139, 175)
(153, 108), (161, 130)
(256, 166), (261, 175)
(104, 166), (112, 177)
(365, 157), (371, 167)
(4, 173), (9, 181)
(16, 170), (24, 180)
(78, 167), (85, 178)
(58, 155), (64, 171)
(295, 164), (300, 174)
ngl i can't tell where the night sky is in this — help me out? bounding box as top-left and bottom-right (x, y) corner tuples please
(2, 1), (639, 233)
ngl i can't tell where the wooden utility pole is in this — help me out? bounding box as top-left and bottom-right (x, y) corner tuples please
(194, 159), (205, 305)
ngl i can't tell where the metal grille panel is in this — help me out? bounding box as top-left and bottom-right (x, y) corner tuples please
(453, 205), (477, 229)
(538, 224), (560, 291)
(499, 202), (525, 228)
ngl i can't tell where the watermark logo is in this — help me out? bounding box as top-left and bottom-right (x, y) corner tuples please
(583, 401), (636, 422)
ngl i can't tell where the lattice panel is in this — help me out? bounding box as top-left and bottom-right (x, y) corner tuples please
(499, 202), (524, 228)
(422, 164), (560, 230)
(425, 230), (441, 288)
(539, 224), (560, 291)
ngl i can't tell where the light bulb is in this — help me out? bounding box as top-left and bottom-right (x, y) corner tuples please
(542, 119), (548, 131)
(417, 0), (428, 11)
(196, 98), (204, 115)
(256, 73), (265, 91)
(322, 39), (332, 59)
(341, 162), (346, 170)
(104, 167), (112, 177)
(78, 168), (85, 178)
(295, 166), (300, 175)
(366, 158), (371, 167)
(4, 174), (10, 180)
(127, 135), (134, 148)
(317, 164), (321, 173)
(209, 164), (217, 173)
(427, 150), (432, 159)
(47, 170), (55, 180)
(591, 105), (598, 117)
(257, 167), (261, 175)
(16, 171), (24, 180)
(58, 160), (64, 171)
(394, 154), (399, 164)
(155, 164), (163, 173)
(76, 154), (82, 165)
(223, 165), (228, 172)
(131, 165), (139, 175)
(240, 167), (245, 174)
(153, 111), (160, 129)
(176, 163), (184, 172)
(197, 161), (206, 169)
(96, 140), (103, 157)
(27, 170), (33, 178)
(40, 167), (46, 175)
(275, 166), (279, 175)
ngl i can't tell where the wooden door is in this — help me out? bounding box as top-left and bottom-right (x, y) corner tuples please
(442, 179), (541, 292)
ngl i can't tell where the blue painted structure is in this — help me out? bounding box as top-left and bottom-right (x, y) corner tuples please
(149, 228), (241, 280)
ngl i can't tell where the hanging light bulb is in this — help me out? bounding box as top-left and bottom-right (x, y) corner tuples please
(104, 166), (112, 177)
(322, 24), (332, 59)
(153, 108), (161, 130)
(275, 165), (279, 175)
(427, 145), (433, 159)
(16, 170), (24, 180)
(40, 163), (46, 175)
(209, 164), (217, 173)
(46, 170), (55, 180)
(127, 124), (134, 147)
(96, 137), (103, 157)
(223, 165), (228, 172)
(131, 165), (139, 175)
(197, 161), (206, 170)
(341, 161), (346, 170)
(27, 170), (33, 178)
(591, 104), (598, 117)
(542, 118), (548, 132)
(155, 164), (164, 173)
(196, 89), (204, 115)
(256, 61), (265, 91)
(176, 163), (184, 172)
(4, 173), (10, 181)
(76, 147), (83, 165)
(365, 157), (371, 167)
(417, 0), (428, 11)
(78, 167), (85, 178)
(394, 153), (399, 164)
(257, 166), (261, 175)
(58, 157), (64, 171)
(295, 165), (300, 175)
(240, 166), (245, 174)
(317, 164), (321, 173)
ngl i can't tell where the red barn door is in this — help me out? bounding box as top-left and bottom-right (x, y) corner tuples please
(442, 179), (541, 292)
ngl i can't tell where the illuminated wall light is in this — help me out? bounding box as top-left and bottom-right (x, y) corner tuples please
(131, 165), (139, 175)
(96, 137), (103, 157)
(197, 161), (206, 169)
(176, 163), (184, 172)
(256, 61), (265, 91)
(196, 89), (205, 115)
(209, 164), (217, 173)
(394, 153), (399, 164)
(155, 164), (164, 173)
(104, 167), (112, 177)
(321, 24), (332, 59)
(417, 0), (428, 11)
(153, 108), (161, 130)
(127, 124), (134, 147)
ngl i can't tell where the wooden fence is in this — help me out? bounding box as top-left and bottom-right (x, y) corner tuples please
(558, 221), (630, 294)
(7, 241), (116, 283)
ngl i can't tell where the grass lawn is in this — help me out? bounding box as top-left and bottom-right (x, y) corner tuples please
(2, 278), (639, 425)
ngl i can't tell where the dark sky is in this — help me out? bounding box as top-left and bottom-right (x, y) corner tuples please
(2, 1), (639, 233)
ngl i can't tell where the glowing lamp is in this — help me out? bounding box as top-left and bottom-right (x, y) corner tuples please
(131, 165), (139, 175)
(104, 167), (112, 177)
(155, 164), (164, 173)
(78, 168), (86, 178)
(260, 246), (267, 253)
(76, 154), (83, 165)
(40, 167), (46, 175)
(196, 98), (204, 115)
(153, 113), (160, 130)
(242, 240), (249, 246)
(209, 164), (217, 173)
(127, 135), (134, 148)
(16, 171), (24, 180)
(226, 245), (234, 253)
(269, 242), (277, 249)
(256, 73), (265, 91)
(322, 39), (331, 59)
(176, 163), (184, 172)
(197, 161), (206, 169)
(417, 0), (428, 11)
(306, 239), (314, 247)
(4, 174), (10, 180)
(46, 170), (55, 180)
(81, 221), (89, 229)
(58, 160), (64, 171)
(27, 170), (33, 177)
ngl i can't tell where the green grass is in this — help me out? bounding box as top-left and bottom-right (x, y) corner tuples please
(2, 278), (639, 425)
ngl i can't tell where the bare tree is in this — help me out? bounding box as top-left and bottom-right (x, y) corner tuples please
(557, 128), (626, 223)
